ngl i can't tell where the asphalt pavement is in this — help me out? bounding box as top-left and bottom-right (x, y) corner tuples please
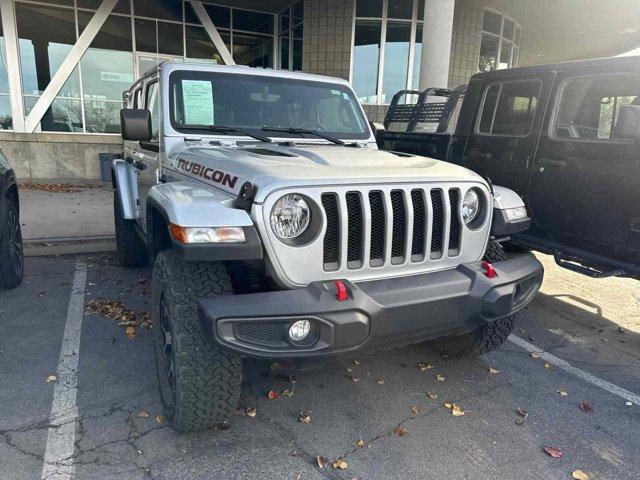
(1, 253), (639, 480)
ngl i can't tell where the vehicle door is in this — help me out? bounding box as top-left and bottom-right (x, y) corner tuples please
(131, 79), (162, 232)
(461, 75), (551, 198)
(528, 64), (640, 256)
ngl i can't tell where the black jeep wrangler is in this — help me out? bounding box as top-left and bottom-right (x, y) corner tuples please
(381, 56), (640, 280)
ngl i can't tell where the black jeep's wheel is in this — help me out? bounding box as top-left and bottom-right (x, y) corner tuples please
(113, 190), (147, 268)
(0, 198), (23, 289)
(428, 240), (515, 358)
(151, 251), (242, 432)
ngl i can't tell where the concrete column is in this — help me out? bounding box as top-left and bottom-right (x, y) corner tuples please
(418, 0), (455, 90)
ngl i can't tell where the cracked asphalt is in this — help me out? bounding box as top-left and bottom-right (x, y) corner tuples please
(1, 253), (640, 479)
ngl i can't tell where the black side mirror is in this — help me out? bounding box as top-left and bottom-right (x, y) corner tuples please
(370, 121), (386, 149)
(120, 109), (152, 141)
(614, 105), (640, 140)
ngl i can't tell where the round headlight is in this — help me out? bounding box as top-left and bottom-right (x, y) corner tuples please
(462, 189), (481, 225)
(270, 194), (311, 239)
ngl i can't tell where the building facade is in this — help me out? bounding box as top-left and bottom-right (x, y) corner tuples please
(0, 0), (638, 180)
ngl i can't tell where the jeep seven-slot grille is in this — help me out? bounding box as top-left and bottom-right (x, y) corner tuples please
(321, 187), (463, 270)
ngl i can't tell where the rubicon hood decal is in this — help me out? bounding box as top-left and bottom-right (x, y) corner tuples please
(177, 159), (238, 189)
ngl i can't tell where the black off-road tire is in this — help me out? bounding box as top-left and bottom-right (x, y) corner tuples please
(428, 240), (515, 358)
(0, 198), (23, 289)
(151, 251), (242, 432)
(114, 190), (147, 268)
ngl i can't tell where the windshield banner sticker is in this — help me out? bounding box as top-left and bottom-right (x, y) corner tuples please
(177, 159), (238, 189)
(182, 80), (214, 125)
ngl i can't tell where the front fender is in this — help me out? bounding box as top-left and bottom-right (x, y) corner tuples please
(147, 181), (262, 261)
(491, 186), (531, 236)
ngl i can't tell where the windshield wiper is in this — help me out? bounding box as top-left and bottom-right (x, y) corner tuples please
(261, 127), (346, 146)
(179, 124), (272, 143)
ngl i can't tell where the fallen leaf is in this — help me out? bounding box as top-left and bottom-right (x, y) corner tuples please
(516, 407), (528, 418)
(531, 352), (542, 359)
(376, 379), (385, 385)
(355, 439), (365, 448)
(289, 374), (296, 384)
(270, 362), (280, 371)
(217, 421), (230, 431)
(45, 374), (57, 383)
(418, 363), (433, 371)
(299, 411), (311, 423)
(155, 415), (165, 423)
(436, 374), (445, 382)
(411, 405), (422, 414)
(332, 459), (348, 470)
(556, 389), (568, 397)
(137, 411), (149, 418)
(125, 326), (136, 339)
(543, 446), (563, 458)
(444, 403), (465, 416)
(579, 400), (593, 413)
(625, 401), (634, 406)
(489, 367), (501, 374)
(572, 469), (589, 480)
(515, 417), (526, 426)
(394, 426), (408, 436)
(427, 392), (438, 400)
(290, 451), (303, 457)
(617, 326), (625, 334)
(346, 367), (353, 373)
(245, 407), (257, 418)
(544, 363), (551, 369)
(38, 291), (47, 297)
(353, 360), (360, 366)
(267, 390), (279, 400)
(281, 389), (295, 398)
(350, 375), (360, 383)
(316, 455), (329, 469)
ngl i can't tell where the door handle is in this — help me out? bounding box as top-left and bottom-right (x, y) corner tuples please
(537, 158), (567, 168)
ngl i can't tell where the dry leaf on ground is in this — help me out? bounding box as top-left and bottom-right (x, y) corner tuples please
(355, 439), (365, 448)
(489, 367), (501, 374)
(245, 407), (257, 418)
(394, 426), (408, 436)
(299, 411), (311, 423)
(316, 455), (329, 469)
(353, 360), (360, 366)
(436, 374), (445, 382)
(579, 400), (593, 413)
(556, 389), (568, 397)
(531, 352), (542, 359)
(85, 298), (151, 337)
(376, 379), (385, 385)
(516, 407), (528, 418)
(350, 375), (360, 383)
(411, 405), (422, 414)
(137, 411), (149, 418)
(46, 374), (57, 383)
(155, 415), (166, 423)
(572, 469), (589, 480)
(544, 363), (552, 369)
(281, 389), (294, 397)
(332, 459), (348, 470)
(543, 446), (563, 458)
(427, 392), (438, 400)
(444, 403), (465, 417)
(418, 363), (433, 371)
(125, 326), (136, 339)
(267, 390), (279, 400)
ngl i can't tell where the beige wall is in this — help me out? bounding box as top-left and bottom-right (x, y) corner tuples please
(0, 132), (122, 181)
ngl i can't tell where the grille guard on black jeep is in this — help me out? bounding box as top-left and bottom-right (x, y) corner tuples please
(198, 254), (543, 358)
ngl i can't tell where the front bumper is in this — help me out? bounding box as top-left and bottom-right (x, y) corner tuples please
(198, 254), (543, 358)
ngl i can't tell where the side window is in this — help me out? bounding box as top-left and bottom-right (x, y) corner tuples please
(555, 74), (640, 141)
(132, 88), (142, 109)
(477, 80), (541, 136)
(145, 82), (160, 141)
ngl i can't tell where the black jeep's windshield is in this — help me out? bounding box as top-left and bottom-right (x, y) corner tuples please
(169, 71), (369, 141)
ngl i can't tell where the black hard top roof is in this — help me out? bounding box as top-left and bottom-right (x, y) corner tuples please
(470, 55), (640, 82)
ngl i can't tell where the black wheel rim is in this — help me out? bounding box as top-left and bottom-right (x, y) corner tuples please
(7, 208), (22, 277)
(159, 292), (175, 394)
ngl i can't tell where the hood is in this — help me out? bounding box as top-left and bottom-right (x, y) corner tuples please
(169, 142), (485, 203)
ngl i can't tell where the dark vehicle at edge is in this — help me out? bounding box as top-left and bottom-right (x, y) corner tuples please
(381, 56), (640, 280)
(0, 149), (23, 289)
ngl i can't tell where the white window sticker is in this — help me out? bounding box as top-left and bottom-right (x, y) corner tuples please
(182, 80), (214, 125)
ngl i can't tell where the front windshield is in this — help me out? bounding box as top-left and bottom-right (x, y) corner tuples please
(169, 70), (370, 140)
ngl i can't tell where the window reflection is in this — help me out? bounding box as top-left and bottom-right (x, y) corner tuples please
(382, 22), (411, 104)
(353, 20), (381, 103)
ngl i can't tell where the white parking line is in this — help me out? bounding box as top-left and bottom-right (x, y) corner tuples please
(508, 334), (640, 405)
(41, 260), (87, 480)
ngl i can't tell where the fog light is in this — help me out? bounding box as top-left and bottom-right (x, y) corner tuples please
(289, 320), (311, 342)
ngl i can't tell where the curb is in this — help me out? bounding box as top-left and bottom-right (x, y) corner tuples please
(24, 236), (116, 257)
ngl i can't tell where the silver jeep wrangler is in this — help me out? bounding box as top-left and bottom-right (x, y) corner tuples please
(114, 62), (543, 432)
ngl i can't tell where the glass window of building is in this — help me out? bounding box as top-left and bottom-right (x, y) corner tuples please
(278, 1), (304, 71)
(186, 26), (230, 65)
(135, 19), (184, 57)
(352, 0), (422, 104)
(233, 34), (273, 68)
(479, 9), (521, 72)
(77, 0), (130, 14)
(0, 10), (12, 130)
(133, 0), (181, 22)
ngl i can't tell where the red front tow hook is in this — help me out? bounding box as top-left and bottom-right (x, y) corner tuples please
(481, 260), (498, 279)
(334, 280), (349, 301)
